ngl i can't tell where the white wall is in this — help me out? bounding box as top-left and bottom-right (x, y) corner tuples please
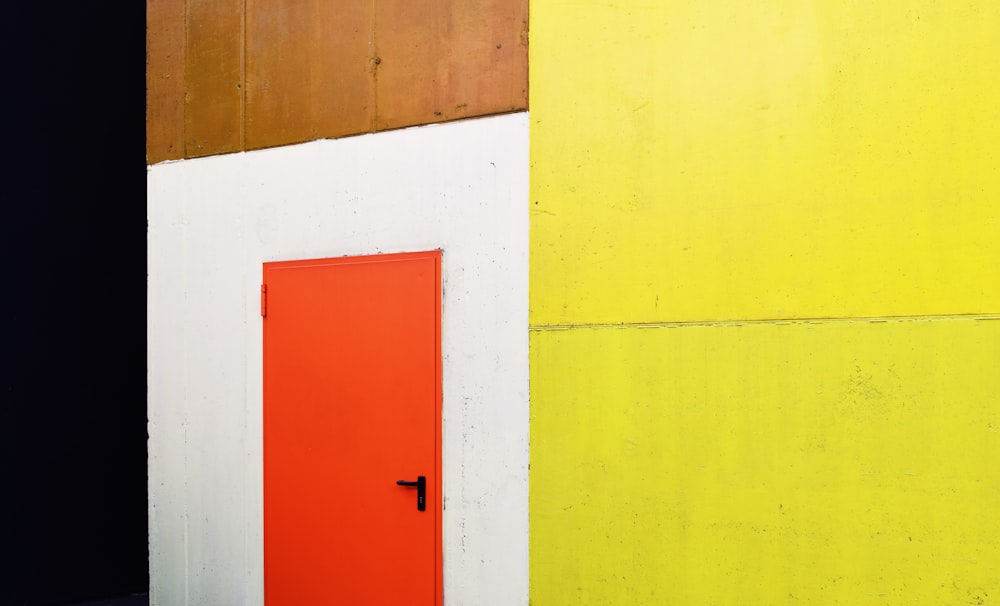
(147, 113), (529, 605)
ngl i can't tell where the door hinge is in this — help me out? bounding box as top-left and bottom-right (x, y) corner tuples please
(260, 284), (267, 318)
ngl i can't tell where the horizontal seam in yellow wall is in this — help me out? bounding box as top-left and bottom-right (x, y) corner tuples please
(529, 313), (1000, 332)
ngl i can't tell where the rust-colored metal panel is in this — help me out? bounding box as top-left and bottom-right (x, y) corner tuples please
(374, 0), (528, 131)
(146, 0), (186, 164)
(246, 0), (374, 150)
(185, 0), (243, 157)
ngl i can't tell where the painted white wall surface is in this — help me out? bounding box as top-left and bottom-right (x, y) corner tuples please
(147, 113), (529, 605)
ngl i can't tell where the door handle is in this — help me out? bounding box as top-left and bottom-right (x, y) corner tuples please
(395, 476), (426, 511)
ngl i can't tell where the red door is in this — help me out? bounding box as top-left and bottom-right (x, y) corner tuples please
(263, 251), (442, 605)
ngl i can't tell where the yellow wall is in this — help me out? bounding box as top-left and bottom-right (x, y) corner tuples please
(531, 319), (999, 604)
(531, 1), (999, 325)
(529, 1), (1000, 603)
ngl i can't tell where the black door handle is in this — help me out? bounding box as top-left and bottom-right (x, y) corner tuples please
(395, 476), (426, 511)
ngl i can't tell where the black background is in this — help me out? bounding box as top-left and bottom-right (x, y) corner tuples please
(1, 1), (148, 604)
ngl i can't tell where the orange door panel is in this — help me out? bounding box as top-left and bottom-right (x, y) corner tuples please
(263, 251), (442, 605)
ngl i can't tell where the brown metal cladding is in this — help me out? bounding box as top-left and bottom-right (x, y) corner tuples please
(374, 0), (528, 131)
(146, 0), (186, 164)
(146, 0), (528, 163)
(245, 0), (375, 150)
(185, 0), (243, 157)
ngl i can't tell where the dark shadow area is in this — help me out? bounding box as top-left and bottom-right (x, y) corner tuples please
(0, 2), (148, 605)
(62, 595), (148, 606)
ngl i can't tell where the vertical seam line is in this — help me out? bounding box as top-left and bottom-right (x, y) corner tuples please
(241, 0), (247, 150)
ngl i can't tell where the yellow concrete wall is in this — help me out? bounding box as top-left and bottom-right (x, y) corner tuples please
(531, 1), (999, 325)
(531, 319), (999, 604)
(529, 1), (1000, 603)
